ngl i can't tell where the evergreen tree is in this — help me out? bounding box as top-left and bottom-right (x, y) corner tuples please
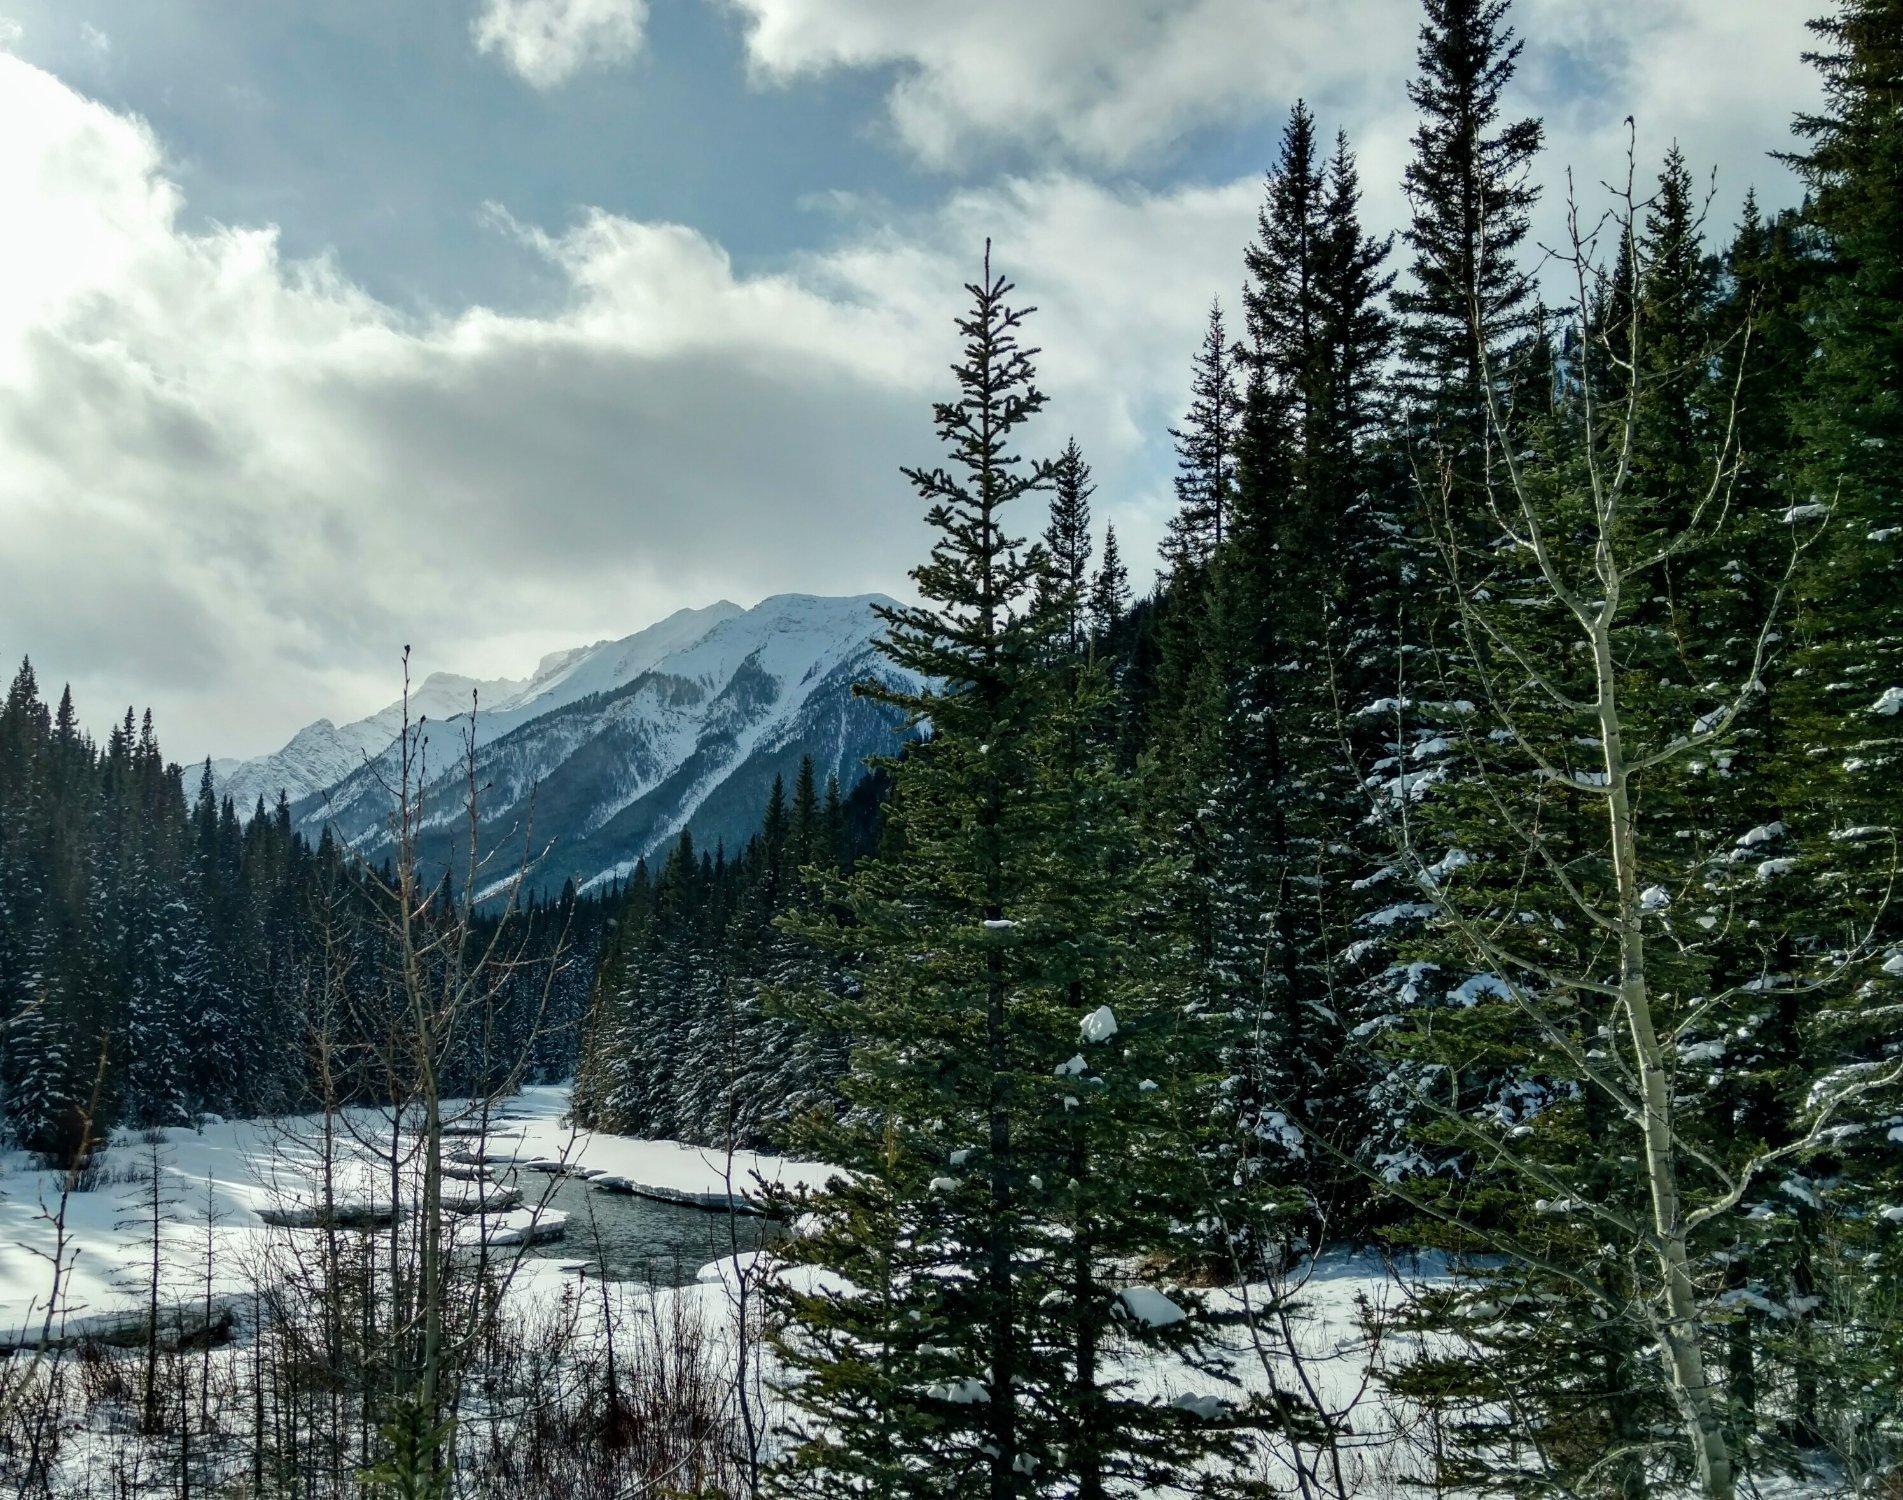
(1778, 0), (1903, 1459)
(1173, 101), (1402, 1245)
(772, 250), (1234, 1496)
(1036, 437), (1095, 654)
(1087, 525), (1130, 641)
(1164, 302), (1242, 578)
(771, 247), (1059, 1494)
(1350, 0), (1548, 1200)
(1394, 0), (1544, 434)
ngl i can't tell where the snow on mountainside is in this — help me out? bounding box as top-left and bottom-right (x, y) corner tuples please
(504, 601), (744, 724)
(211, 601), (744, 814)
(257, 593), (910, 898)
(209, 670), (526, 813)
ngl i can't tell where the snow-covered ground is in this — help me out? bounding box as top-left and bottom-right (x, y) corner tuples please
(3, 1088), (1845, 1495)
(0, 1084), (835, 1348)
(25, 1087), (1763, 1494)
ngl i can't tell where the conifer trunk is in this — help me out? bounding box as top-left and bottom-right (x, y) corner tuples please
(986, 924), (1016, 1498)
(1067, 968), (1105, 1500)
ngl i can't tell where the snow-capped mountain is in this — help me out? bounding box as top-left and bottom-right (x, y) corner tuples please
(209, 670), (527, 813)
(212, 602), (744, 812)
(232, 594), (910, 898)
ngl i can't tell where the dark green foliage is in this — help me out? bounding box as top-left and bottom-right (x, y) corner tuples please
(767, 252), (1248, 1498)
(1394, 0), (1543, 433)
(572, 753), (871, 1148)
(1088, 524), (1130, 645)
(1037, 437), (1096, 655)
(1165, 302), (1243, 577)
(1778, 0), (1903, 1463)
(0, 664), (603, 1155)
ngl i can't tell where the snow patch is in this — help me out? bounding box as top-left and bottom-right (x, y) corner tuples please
(1116, 1286), (1188, 1328)
(1450, 973), (1512, 1006)
(1365, 902), (1435, 929)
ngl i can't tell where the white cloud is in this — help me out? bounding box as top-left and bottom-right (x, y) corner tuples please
(722, 0), (1412, 168)
(79, 20), (108, 53)
(472, 0), (647, 88)
(720, 0), (1815, 190)
(0, 54), (1237, 758)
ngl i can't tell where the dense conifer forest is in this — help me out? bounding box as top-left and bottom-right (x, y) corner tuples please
(0, 676), (604, 1157)
(578, 0), (1903, 1490)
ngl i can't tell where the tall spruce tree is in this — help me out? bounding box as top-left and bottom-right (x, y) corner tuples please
(1394, 0), (1543, 436)
(1180, 102), (1400, 1243)
(1351, 0), (1547, 1192)
(771, 249), (1235, 1497)
(1088, 525), (1130, 642)
(1164, 302), (1242, 578)
(770, 246), (1057, 1494)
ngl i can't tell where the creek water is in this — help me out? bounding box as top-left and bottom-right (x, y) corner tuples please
(517, 1173), (781, 1286)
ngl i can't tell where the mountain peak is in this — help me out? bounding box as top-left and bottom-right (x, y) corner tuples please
(255, 591), (912, 898)
(213, 594), (902, 842)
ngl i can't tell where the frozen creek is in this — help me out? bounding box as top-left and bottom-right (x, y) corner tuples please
(0, 1083), (831, 1348)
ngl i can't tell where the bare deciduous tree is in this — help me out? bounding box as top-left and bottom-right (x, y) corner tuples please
(1345, 146), (1899, 1499)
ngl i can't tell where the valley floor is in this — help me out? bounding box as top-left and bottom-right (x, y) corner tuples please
(0, 1090), (1847, 1496)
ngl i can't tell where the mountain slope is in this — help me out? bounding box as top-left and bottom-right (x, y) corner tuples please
(275, 593), (911, 898)
(212, 601), (746, 813)
(208, 670), (525, 813)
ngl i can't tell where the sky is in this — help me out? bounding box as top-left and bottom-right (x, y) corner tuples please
(0, 0), (1825, 762)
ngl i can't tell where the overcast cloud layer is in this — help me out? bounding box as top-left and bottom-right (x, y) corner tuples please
(0, 2), (1820, 761)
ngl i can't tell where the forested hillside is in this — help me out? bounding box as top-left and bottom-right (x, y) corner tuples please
(574, 758), (886, 1146)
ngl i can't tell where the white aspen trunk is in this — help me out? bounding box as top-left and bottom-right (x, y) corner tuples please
(1591, 615), (1736, 1500)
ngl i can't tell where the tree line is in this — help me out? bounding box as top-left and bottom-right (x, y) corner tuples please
(573, 756), (886, 1147)
(0, 672), (604, 1160)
